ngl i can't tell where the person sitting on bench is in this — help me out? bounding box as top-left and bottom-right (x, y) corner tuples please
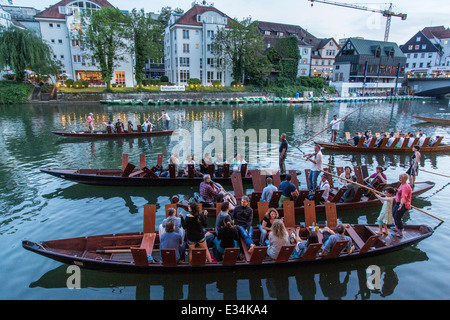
(320, 224), (354, 256)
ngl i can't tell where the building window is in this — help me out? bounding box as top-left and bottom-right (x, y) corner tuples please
(207, 44), (213, 53)
(415, 45), (420, 50)
(207, 71), (214, 83)
(408, 45), (413, 50)
(60, 55), (64, 59)
(182, 30), (189, 39)
(422, 44), (427, 50)
(58, 39), (63, 44)
(207, 30), (214, 39)
(183, 44), (189, 53)
(217, 72), (222, 81)
(180, 70), (190, 83)
(49, 23), (53, 28)
(73, 55), (81, 63)
(180, 57), (190, 67)
(51, 39), (55, 43)
(56, 24), (61, 28)
(416, 36), (421, 42)
(115, 72), (125, 85)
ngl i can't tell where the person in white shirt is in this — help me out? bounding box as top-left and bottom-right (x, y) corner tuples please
(318, 174), (331, 202)
(329, 115), (347, 143)
(158, 110), (170, 130)
(386, 133), (395, 147)
(305, 145), (323, 191)
(183, 154), (196, 176)
(418, 133), (426, 146)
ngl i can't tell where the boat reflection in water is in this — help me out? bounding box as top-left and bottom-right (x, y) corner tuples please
(28, 245), (427, 300)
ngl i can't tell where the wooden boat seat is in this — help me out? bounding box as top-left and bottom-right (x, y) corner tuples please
(344, 225), (364, 249)
(388, 137), (400, 149)
(250, 170), (265, 193)
(231, 172), (244, 201)
(249, 246), (268, 265)
(140, 233), (156, 255)
(240, 163), (248, 177)
(268, 191), (282, 208)
(128, 169), (144, 178)
(131, 248), (149, 266)
(324, 240), (349, 259)
(160, 249), (177, 266)
(249, 192), (262, 209)
(433, 136), (444, 147)
(300, 243), (322, 261)
(122, 163), (136, 177)
(356, 136), (366, 148)
(367, 137), (377, 148)
(187, 164), (195, 178)
(283, 201), (295, 228)
(353, 166), (364, 184)
(222, 248), (240, 266)
(330, 188), (346, 203)
(168, 164), (176, 178)
(294, 190), (309, 207)
(359, 235), (379, 254)
(288, 170), (299, 189)
(276, 245), (295, 262)
(257, 201), (269, 222)
(422, 137), (430, 147)
(222, 164), (230, 178)
(311, 189), (324, 204)
(324, 203), (338, 229)
(304, 200), (316, 228)
(271, 171), (281, 188)
(323, 168), (334, 187)
(191, 248), (206, 266)
(352, 188), (365, 202)
(142, 166), (159, 178)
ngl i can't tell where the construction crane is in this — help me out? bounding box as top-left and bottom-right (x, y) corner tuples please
(308, 0), (407, 41)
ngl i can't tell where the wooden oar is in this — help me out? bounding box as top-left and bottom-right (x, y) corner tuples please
(296, 102), (369, 148)
(421, 169), (450, 179)
(290, 154), (444, 222)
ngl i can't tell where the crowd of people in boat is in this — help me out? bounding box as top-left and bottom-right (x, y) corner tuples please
(346, 129), (441, 148)
(86, 110), (171, 133)
(157, 199), (355, 264)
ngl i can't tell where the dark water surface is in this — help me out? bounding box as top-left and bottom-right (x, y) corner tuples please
(1, 99), (449, 300)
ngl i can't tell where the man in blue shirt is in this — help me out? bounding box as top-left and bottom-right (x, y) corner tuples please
(159, 221), (187, 262)
(321, 224), (354, 256)
(261, 177), (278, 202)
(278, 174), (297, 207)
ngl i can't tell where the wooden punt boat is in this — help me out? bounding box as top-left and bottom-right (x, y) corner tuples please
(315, 135), (450, 153)
(22, 203), (433, 273)
(40, 153), (301, 187)
(188, 168), (435, 217)
(413, 116), (450, 125)
(51, 129), (174, 139)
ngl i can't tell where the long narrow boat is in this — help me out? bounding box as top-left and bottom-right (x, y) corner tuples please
(22, 204), (433, 272)
(39, 167), (301, 187)
(413, 116), (450, 125)
(315, 135), (450, 153)
(51, 129), (174, 139)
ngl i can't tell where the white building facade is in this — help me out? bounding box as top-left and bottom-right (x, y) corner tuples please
(164, 2), (233, 86)
(34, 0), (135, 87)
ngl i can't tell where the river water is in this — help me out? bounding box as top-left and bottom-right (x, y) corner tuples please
(0, 98), (449, 300)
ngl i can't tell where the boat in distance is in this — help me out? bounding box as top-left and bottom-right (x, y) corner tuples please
(51, 129), (174, 138)
(22, 204), (434, 273)
(315, 135), (450, 153)
(413, 116), (450, 125)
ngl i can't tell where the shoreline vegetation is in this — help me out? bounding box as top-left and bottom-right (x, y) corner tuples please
(0, 78), (337, 104)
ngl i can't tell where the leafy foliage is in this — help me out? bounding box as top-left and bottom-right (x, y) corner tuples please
(0, 26), (60, 82)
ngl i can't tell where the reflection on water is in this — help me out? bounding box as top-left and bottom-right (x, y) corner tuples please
(1, 99), (450, 300)
(29, 246), (427, 300)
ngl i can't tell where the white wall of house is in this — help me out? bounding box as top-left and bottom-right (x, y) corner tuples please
(165, 8), (232, 86)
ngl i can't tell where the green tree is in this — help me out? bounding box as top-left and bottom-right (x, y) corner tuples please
(77, 7), (128, 89)
(0, 26), (60, 82)
(157, 6), (184, 28)
(126, 9), (163, 86)
(212, 17), (270, 84)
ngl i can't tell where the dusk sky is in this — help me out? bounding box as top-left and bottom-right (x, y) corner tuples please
(9, 0), (450, 44)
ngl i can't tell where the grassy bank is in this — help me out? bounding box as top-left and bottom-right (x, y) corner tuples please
(0, 82), (34, 104)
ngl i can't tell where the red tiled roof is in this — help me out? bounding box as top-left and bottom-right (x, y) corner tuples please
(34, 0), (114, 20)
(172, 5), (232, 27)
(422, 26), (450, 39)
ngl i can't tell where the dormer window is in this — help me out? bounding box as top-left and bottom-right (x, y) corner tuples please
(197, 15), (202, 22)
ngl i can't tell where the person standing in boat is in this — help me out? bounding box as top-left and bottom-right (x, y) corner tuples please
(158, 110), (170, 130)
(391, 174), (412, 238)
(329, 115), (347, 143)
(279, 133), (288, 174)
(406, 145), (420, 188)
(374, 187), (395, 235)
(305, 145), (323, 192)
(87, 113), (94, 133)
